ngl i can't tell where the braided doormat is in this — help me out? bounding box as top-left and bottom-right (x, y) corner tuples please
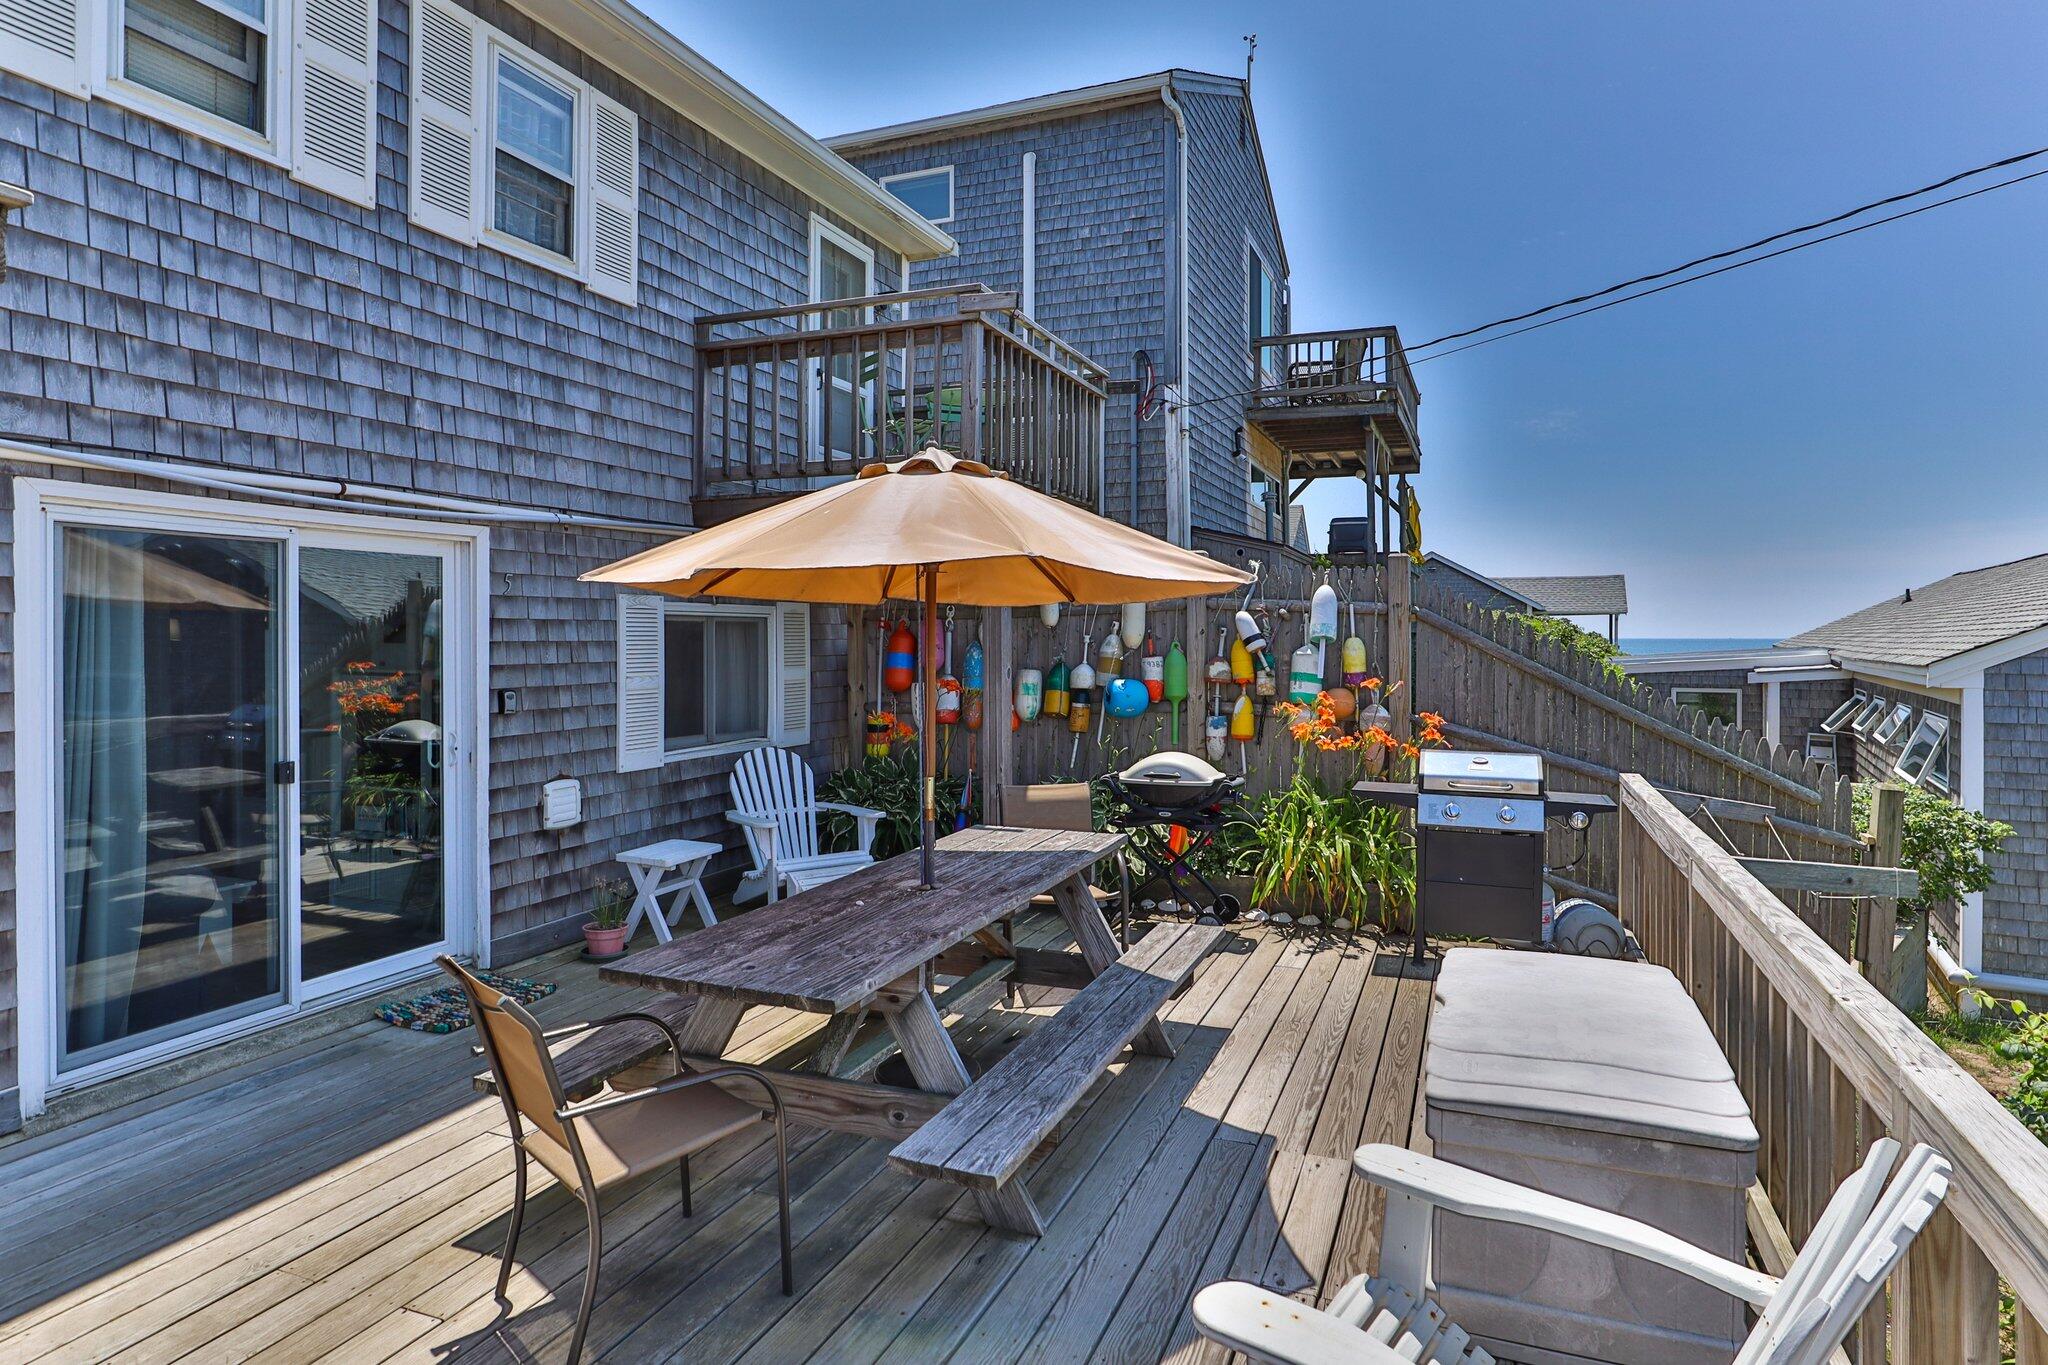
(374, 972), (557, 1033)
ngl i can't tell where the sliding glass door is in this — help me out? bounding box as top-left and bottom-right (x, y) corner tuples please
(297, 544), (446, 984)
(47, 509), (471, 1084)
(58, 527), (287, 1070)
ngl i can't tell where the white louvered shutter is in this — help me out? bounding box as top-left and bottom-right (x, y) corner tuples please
(292, 0), (379, 206)
(617, 593), (666, 772)
(409, 0), (483, 242)
(772, 604), (812, 746)
(585, 92), (638, 303)
(0, 0), (84, 94)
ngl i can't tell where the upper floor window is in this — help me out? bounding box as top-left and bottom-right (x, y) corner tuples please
(1, 0), (377, 205)
(880, 166), (953, 224)
(1247, 243), (1281, 386)
(122, 0), (268, 132)
(409, 0), (639, 303)
(493, 55), (576, 258)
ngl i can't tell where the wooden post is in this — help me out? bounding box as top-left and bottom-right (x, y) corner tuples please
(1188, 594), (1210, 754)
(1387, 555), (1414, 745)
(960, 319), (986, 462)
(844, 605), (870, 773)
(1861, 783), (1904, 990)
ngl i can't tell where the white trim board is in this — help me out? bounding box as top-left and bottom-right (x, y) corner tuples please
(10, 478), (492, 1117)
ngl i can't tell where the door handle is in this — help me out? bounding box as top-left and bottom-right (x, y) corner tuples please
(273, 760), (297, 786)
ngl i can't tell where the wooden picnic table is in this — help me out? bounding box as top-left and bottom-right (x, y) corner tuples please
(602, 824), (1146, 1235)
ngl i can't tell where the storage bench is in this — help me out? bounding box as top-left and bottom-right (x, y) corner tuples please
(1425, 949), (1760, 1365)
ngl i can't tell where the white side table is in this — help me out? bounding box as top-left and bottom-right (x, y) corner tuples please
(617, 838), (721, 943)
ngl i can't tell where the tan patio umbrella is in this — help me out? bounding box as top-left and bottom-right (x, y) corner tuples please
(584, 448), (1253, 887)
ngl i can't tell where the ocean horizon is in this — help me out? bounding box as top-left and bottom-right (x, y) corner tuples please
(1617, 637), (1776, 656)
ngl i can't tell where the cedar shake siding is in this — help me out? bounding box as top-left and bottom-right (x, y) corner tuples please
(1780, 678), (1855, 760)
(1983, 652), (2048, 981)
(1646, 668), (1764, 733)
(0, 0), (900, 1121)
(1840, 679), (1957, 788)
(843, 101), (1174, 536)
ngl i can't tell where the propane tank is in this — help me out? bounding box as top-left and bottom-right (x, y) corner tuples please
(962, 635), (985, 731)
(1119, 602), (1146, 649)
(1309, 581), (1339, 646)
(1044, 657), (1069, 717)
(1287, 641), (1321, 707)
(1014, 668), (1043, 723)
(883, 620), (917, 694)
(1039, 602), (1061, 629)
(1140, 634), (1165, 703)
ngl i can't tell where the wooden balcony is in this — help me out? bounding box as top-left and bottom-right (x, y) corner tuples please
(693, 285), (1108, 519)
(1244, 326), (1421, 479)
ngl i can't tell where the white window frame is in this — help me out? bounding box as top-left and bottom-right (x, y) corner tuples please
(658, 599), (781, 760)
(1871, 701), (1915, 747)
(806, 214), (876, 465)
(10, 478), (493, 1119)
(481, 36), (584, 279)
(1894, 712), (1951, 788)
(1244, 234), (1281, 388)
(1849, 694), (1891, 734)
(1819, 690), (1868, 733)
(1673, 686), (1742, 727)
(878, 165), (953, 225)
(98, 0), (289, 164)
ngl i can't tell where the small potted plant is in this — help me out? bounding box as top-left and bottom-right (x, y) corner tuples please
(583, 878), (633, 960)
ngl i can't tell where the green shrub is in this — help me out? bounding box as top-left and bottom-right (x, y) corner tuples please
(1210, 772), (1415, 928)
(1506, 612), (1624, 680)
(819, 749), (971, 862)
(1853, 783), (2011, 914)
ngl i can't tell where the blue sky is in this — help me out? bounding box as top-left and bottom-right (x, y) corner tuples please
(659, 1), (2048, 637)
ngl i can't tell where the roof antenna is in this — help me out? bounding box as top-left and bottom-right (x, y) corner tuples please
(1903, 586), (1913, 602)
(1240, 33), (1257, 146)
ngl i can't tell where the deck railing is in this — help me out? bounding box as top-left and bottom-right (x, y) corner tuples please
(694, 284), (1107, 508)
(1620, 773), (2048, 1362)
(1247, 325), (1420, 437)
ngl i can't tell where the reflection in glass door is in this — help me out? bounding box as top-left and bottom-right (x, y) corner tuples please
(298, 546), (445, 982)
(58, 528), (285, 1069)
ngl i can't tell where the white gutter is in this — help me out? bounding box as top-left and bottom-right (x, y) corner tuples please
(0, 439), (695, 536)
(1020, 151), (1036, 318)
(825, 72), (1175, 152)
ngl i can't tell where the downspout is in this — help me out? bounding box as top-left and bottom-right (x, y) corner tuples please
(1960, 674), (1987, 975)
(1020, 151), (1036, 318)
(1160, 77), (1191, 545)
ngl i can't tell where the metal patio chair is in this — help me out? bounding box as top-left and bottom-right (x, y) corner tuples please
(440, 956), (793, 1364)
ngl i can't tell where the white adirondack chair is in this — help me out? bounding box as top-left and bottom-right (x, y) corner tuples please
(1193, 1138), (1950, 1365)
(726, 747), (882, 904)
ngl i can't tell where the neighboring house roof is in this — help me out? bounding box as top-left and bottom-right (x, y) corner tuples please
(1781, 553), (2048, 668)
(1495, 574), (1630, 617)
(1420, 553), (1546, 612)
(826, 68), (1288, 275)
(519, 0), (954, 260)
(1287, 506), (1310, 554)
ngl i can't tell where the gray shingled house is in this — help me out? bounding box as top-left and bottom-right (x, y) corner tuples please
(1418, 551), (1629, 640)
(1622, 553), (2048, 998)
(0, 0), (987, 1130)
(826, 70), (1423, 556)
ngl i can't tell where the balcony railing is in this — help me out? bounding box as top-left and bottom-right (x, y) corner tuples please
(1245, 325), (1421, 473)
(694, 285), (1108, 509)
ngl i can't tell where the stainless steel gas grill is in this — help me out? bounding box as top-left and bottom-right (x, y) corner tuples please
(1357, 750), (1615, 962)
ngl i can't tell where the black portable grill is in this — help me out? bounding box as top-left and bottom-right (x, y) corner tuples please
(1101, 752), (1244, 923)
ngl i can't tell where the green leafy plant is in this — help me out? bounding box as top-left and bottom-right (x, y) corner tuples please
(1224, 772), (1415, 928)
(589, 877), (632, 930)
(1930, 992), (2048, 1144)
(1506, 612), (1625, 680)
(1853, 783), (2011, 914)
(820, 749), (972, 861)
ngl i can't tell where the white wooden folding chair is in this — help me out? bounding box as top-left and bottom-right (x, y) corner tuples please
(726, 746), (882, 904)
(1193, 1137), (1949, 1365)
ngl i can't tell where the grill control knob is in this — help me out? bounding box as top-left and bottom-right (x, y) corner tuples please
(1441, 802), (1461, 821)
(1497, 804), (1516, 824)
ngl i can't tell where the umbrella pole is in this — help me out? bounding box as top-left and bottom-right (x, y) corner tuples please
(920, 565), (939, 889)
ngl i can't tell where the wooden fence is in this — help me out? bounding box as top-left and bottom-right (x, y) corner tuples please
(839, 549), (1860, 916)
(1622, 775), (2048, 1363)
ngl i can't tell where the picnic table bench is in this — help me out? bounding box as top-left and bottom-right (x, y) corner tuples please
(599, 825), (1222, 1236)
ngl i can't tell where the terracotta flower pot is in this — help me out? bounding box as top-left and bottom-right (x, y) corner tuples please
(582, 922), (630, 959)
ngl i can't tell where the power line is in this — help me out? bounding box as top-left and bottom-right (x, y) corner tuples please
(1174, 144), (2048, 417)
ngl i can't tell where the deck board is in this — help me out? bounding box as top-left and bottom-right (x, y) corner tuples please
(0, 917), (1434, 1363)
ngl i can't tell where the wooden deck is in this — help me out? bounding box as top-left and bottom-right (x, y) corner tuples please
(0, 916), (1433, 1364)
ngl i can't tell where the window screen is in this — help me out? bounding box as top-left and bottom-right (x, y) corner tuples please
(663, 612), (769, 751)
(124, 0), (266, 131)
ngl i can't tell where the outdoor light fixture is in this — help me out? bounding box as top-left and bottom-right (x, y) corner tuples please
(0, 182), (31, 283)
